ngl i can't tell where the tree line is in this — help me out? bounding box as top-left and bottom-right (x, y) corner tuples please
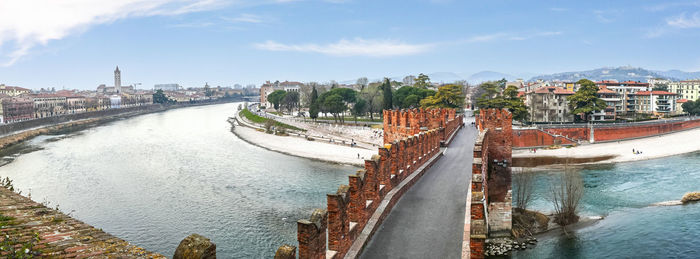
(266, 74), (466, 123)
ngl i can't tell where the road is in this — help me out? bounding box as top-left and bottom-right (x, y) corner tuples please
(360, 121), (477, 259)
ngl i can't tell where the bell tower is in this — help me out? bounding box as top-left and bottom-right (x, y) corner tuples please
(114, 66), (122, 93)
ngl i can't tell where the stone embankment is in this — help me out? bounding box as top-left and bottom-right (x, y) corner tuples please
(273, 108), (463, 259)
(231, 108), (377, 166)
(0, 187), (164, 258)
(0, 99), (239, 151)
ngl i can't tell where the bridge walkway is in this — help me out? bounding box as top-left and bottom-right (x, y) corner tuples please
(360, 122), (477, 259)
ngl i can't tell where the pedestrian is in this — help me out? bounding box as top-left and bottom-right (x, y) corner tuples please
(357, 153), (360, 159)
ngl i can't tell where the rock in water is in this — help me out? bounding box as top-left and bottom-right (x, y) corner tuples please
(174, 234), (216, 259)
(274, 245), (296, 259)
(681, 192), (700, 204)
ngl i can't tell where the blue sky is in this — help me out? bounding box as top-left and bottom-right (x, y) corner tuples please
(1, 0), (700, 90)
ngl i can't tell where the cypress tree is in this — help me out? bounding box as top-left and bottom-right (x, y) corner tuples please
(382, 78), (393, 110)
(309, 86), (319, 120)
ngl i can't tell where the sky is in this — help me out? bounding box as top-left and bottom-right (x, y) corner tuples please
(1, 0), (700, 90)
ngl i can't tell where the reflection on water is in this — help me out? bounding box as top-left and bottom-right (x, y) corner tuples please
(513, 152), (700, 258)
(0, 103), (352, 258)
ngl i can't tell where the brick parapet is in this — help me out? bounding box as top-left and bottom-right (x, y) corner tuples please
(279, 125), (458, 258)
(466, 109), (514, 259)
(0, 188), (164, 258)
(513, 117), (700, 147)
(383, 108), (463, 144)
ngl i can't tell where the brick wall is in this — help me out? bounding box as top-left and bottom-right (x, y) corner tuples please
(276, 109), (464, 259)
(512, 129), (577, 147)
(382, 108), (459, 144)
(512, 118), (700, 147)
(469, 109), (514, 258)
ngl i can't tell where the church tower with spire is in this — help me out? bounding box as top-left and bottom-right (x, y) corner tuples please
(114, 66), (122, 93)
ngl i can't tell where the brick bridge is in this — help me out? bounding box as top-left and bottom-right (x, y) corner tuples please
(274, 108), (513, 259)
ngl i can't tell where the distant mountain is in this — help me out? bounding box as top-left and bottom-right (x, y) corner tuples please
(466, 71), (518, 84)
(529, 66), (700, 82)
(653, 69), (700, 80)
(426, 72), (464, 83)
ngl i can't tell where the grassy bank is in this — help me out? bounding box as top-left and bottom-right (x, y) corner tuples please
(317, 116), (383, 123)
(240, 109), (306, 132)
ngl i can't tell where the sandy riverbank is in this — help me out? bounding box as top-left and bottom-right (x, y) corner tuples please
(231, 110), (377, 166)
(513, 127), (700, 165)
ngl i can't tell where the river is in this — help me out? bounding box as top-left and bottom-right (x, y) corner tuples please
(0, 102), (353, 258)
(513, 152), (700, 258)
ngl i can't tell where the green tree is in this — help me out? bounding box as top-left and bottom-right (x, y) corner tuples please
(323, 94), (346, 123)
(652, 84), (669, 92)
(414, 73), (431, 89)
(282, 91), (300, 113)
(682, 99), (700, 115)
(268, 90), (287, 111)
(352, 98), (367, 124)
(382, 78), (393, 110)
(317, 87), (358, 123)
(567, 79), (607, 122)
(475, 85), (529, 122)
(420, 84), (464, 108)
(309, 86), (319, 120)
(153, 89), (170, 104)
(393, 86), (436, 108)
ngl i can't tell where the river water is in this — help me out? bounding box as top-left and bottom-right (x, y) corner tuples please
(0, 103), (353, 258)
(513, 152), (700, 258)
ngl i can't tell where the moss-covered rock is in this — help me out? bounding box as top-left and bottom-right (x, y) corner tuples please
(681, 192), (700, 204)
(173, 234), (216, 259)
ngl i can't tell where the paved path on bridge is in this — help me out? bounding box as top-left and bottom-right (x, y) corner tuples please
(360, 122), (477, 259)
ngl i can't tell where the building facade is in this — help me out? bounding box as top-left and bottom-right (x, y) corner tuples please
(33, 94), (67, 118)
(669, 80), (700, 101)
(597, 80), (650, 115)
(0, 85), (31, 96)
(1, 97), (34, 123)
(633, 91), (677, 115)
(592, 87), (622, 121)
(526, 86), (575, 122)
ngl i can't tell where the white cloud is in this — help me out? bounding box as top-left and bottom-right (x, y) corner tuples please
(0, 0), (228, 66)
(667, 12), (700, 28)
(223, 13), (264, 23)
(549, 7), (568, 12)
(459, 31), (561, 43)
(254, 38), (433, 57)
(593, 10), (617, 23)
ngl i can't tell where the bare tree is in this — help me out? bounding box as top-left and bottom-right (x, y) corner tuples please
(549, 169), (584, 226)
(360, 84), (383, 120)
(300, 82), (317, 108)
(514, 169), (534, 211)
(356, 77), (368, 90)
(402, 75), (415, 86)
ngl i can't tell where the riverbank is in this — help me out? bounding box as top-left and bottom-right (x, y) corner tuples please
(231, 109), (376, 166)
(511, 152), (700, 258)
(0, 100), (239, 154)
(513, 127), (700, 166)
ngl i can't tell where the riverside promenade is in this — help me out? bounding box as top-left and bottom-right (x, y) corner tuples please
(359, 123), (477, 258)
(0, 187), (163, 258)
